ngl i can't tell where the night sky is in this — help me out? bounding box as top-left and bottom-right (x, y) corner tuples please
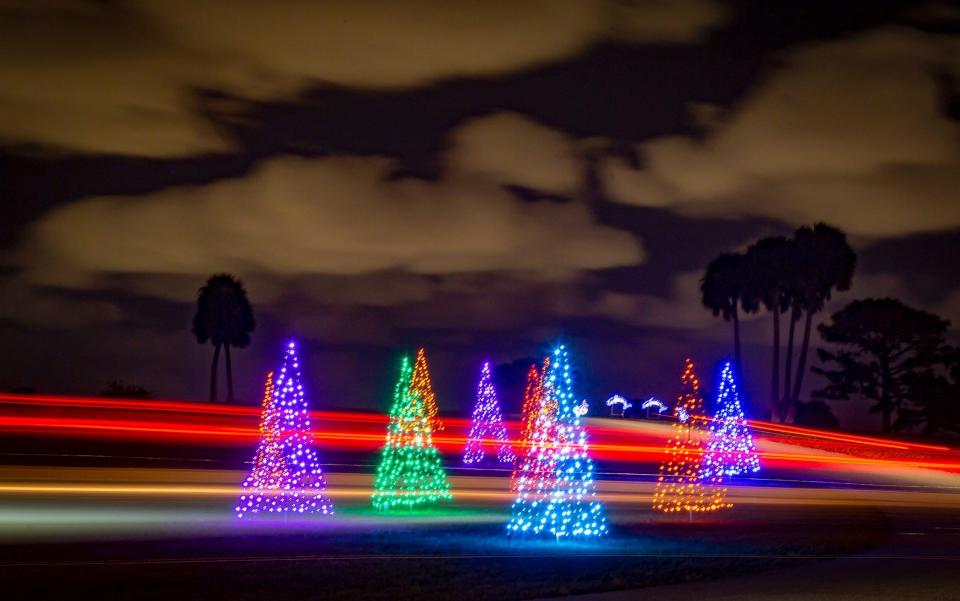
(1, 1), (959, 428)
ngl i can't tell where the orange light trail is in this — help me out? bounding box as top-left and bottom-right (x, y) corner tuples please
(1, 480), (957, 509)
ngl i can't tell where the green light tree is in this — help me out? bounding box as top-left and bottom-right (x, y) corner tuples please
(371, 355), (452, 510)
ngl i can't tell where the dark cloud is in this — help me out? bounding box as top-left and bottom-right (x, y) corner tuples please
(859, 229), (960, 302)
(447, 112), (585, 195)
(0, 1), (234, 156)
(0, 0), (727, 156)
(13, 152), (642, 294)
(600, 27), (960, 237)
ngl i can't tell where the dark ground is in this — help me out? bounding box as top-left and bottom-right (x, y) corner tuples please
(0, 503), (903, 601)
(549, 508), (960, 601)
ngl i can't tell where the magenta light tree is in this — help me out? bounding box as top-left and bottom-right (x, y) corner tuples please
(236, 340), (334, 518)
(463, 361), (515, 465)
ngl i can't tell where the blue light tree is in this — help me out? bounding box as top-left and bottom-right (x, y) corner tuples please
(507, 344), (607, 538)
(700, 360), (761, 479)
(236, 341), (334, 518)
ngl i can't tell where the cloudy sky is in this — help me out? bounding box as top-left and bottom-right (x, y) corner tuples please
(2, 0), (959, 428)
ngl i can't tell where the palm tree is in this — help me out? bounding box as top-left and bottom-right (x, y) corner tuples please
(701, 252), (757, 370)
(192, 274), (256, 403)
(780, 233), (817, 421)
(781, 242), (804, 419)
(788, 224), (856, 417)
(746, 237), (793, 421)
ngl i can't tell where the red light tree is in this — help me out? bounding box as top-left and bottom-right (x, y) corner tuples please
(651, 358), (728, 514)
(510, 358), (549, 491)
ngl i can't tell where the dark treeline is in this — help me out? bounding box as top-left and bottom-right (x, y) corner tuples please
(702, 223), (959, 437)
(815, 299), (959, 435)
(701, 223), (856, 424)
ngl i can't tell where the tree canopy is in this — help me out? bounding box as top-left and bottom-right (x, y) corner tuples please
(192, 274), (256, 349)
(193, 273), (255, 403)
(813, 298), (950, 433)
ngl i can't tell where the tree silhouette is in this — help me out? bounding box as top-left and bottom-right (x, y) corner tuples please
(897, 346), (960, 436)
(781, 241), (802, 420)
(701, 253), (757, 370)
(813, 298), (949, 433)
(100, 381), (151, 399)
(745, 237), (793, 421)
(700, 224), (856, 423)
(786, 224), (856, 419)
(192, 274), (255, 403)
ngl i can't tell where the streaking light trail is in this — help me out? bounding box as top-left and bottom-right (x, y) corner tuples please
(0, 393), (957, 475)
(1, 470), (958, 509)
(1, 392), (949, 449)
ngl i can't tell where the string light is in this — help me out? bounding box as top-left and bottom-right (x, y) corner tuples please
(510, 358), (550, 492)
(700, 360), (761, 479)
(236, 341), (334, 518)
(411, 348), (444, 432)
(652, 358), (729, 514)
(606, 395), (633, 417)
(573, 399), (589, 417)
(518, 359), (549, 450)
(371, 355), (452, 511)
(507, 345), (607, 538)
(463, 361), (515, 465)
(641, 397), (667, 414)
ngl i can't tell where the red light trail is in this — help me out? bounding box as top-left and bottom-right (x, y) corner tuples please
(0, 393), (957, 474)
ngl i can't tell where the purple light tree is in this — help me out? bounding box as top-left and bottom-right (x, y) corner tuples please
(463, 361), (515, 465)
(236, 340), (334, 518)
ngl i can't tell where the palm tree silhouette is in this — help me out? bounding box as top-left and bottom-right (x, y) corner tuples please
(746, 236), (793, 421)
(700, 252), (757, 370)
(192, 274), (255, 403)
(702, 225), (856, 423)
(787, 224), (856, 417)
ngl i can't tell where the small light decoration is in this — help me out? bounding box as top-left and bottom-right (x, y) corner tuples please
(507, 344), (608, 538)
(371, 355), (452, 511)
(651, 358), (728, 514)
(573, 399), (589, 417)
(463, 361), (516, 465)
(411, 348), (444, 432)
(606, 394), (633, 416)
(236, 341), (334, 518)
(700, 360), (761, 479)
(510, 358), (550, 492)
(641, 397), (667, 414)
